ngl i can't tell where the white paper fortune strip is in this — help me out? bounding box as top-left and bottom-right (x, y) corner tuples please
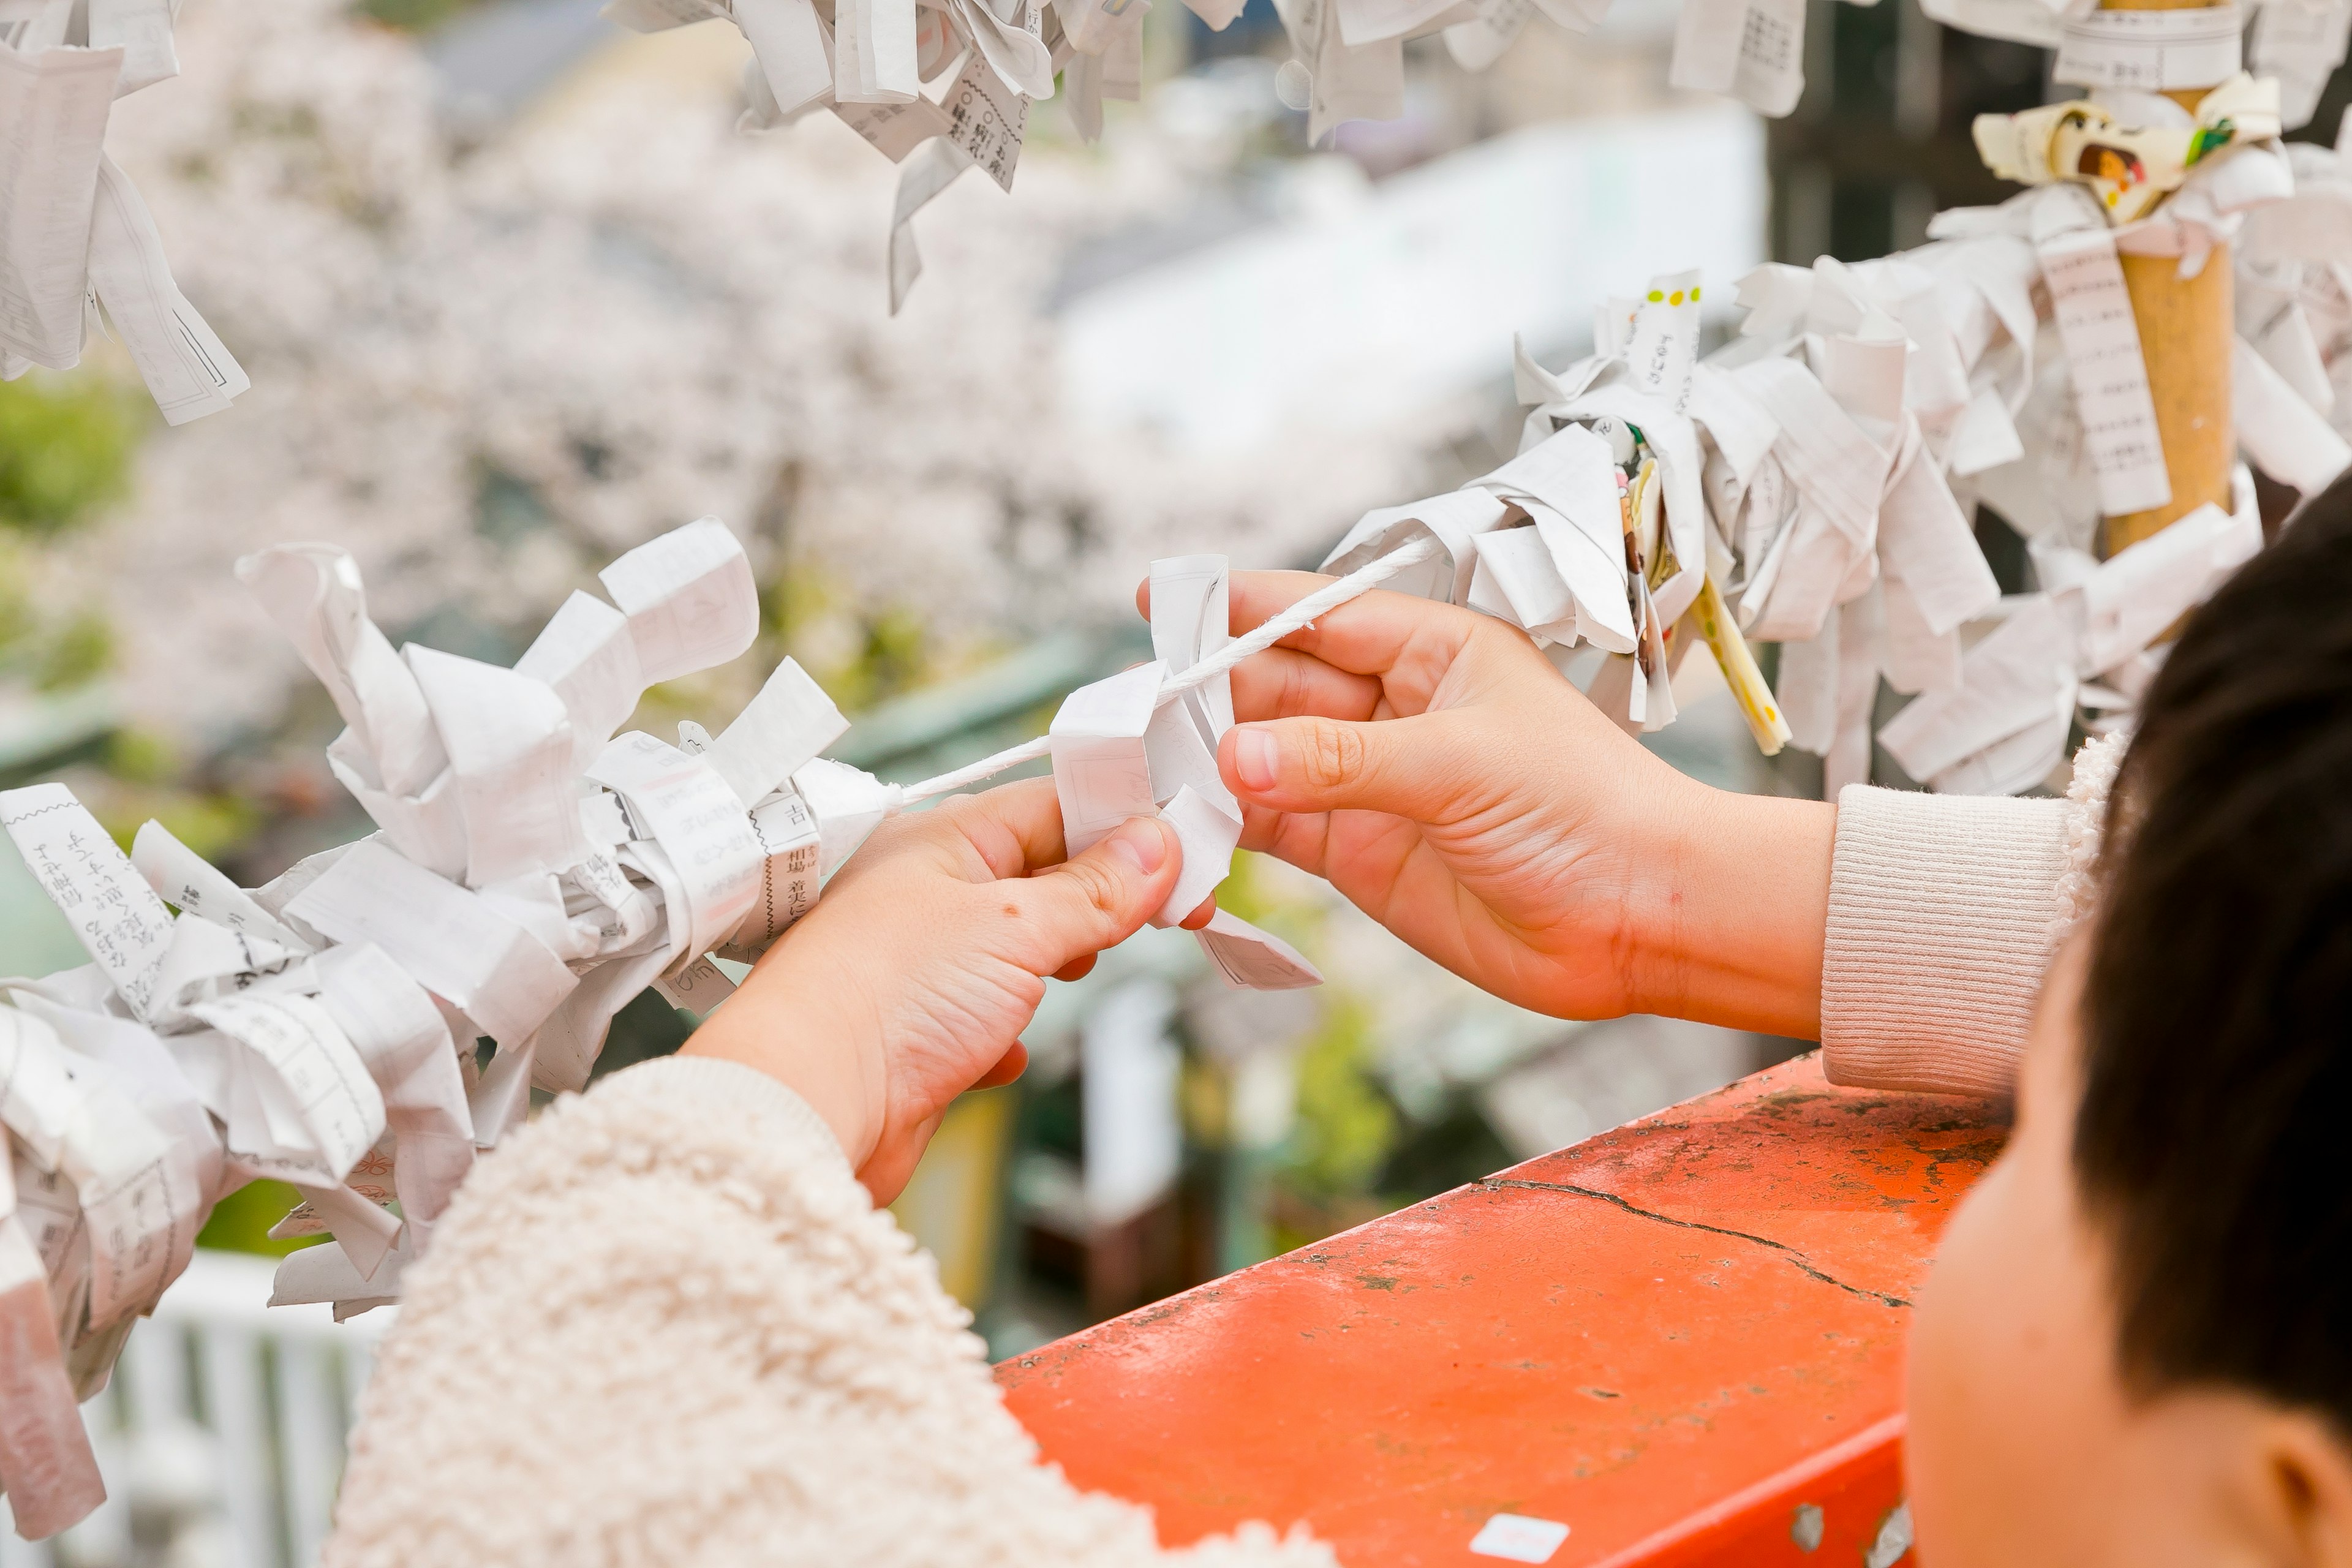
(0, 515), (1439, 1540)
(0, 15), (246, 421)
(1305, 158), (2344, 800)
(2052, 4), (2242, 92)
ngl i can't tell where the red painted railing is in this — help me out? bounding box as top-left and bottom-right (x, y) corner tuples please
(998, 1053), (2007, 1566)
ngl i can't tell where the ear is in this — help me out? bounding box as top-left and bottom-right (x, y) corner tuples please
(2247, 1409), (2352, 1568)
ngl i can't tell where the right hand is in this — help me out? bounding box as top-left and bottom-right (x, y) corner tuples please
(1160, 571), (1833, 1037)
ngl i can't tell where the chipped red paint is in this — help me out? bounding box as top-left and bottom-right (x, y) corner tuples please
(997, 1053), (2008, 1566)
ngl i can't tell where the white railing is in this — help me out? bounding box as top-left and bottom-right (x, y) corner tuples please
(1, 1250), (393, 1568)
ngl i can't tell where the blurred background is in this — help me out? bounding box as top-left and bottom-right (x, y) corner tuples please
(9, 3), (2332, 1558)
(0, 0), (2107, 1348)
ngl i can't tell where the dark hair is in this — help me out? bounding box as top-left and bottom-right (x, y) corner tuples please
(2076, 469), (2352, 1423)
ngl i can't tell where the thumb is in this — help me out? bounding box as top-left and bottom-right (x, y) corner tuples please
(1221, 713), (1461, 820)
(1003, 815), (1182, 977)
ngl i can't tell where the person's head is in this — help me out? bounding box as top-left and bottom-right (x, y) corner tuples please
(1907, 474), (2352, 1568)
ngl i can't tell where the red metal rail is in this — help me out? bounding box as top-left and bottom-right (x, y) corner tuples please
(998, 1053), (2007, 1566)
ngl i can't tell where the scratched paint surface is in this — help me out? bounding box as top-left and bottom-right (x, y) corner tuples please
(997, 1054), (2009, 1566)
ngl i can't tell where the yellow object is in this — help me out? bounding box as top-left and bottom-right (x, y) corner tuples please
(1971, 73), (2279, 224)
(888, 1087), (1017, 1309)
(1694, 575), (1790, 756)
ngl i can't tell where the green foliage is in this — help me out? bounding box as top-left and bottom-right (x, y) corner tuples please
(1215, 854), (1411, 1220)
(84, 731), (263, 859)
(29, 609), (110, 692)
(1209, 850), (1320, 951)
(0, 375), (140, 537)
(0, 540), (116, 694)
(761, 567), (938, 713)
(0, 375), (134, 700)
(1279, 999), (1399, 1202)
(137, 789), (262, 861)
(355, 0), (480, 31)
(102, 728), (176, 785)
(196, 1180), (328, 1257)
(834, 605), (932, 711)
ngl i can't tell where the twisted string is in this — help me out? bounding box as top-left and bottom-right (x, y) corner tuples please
(895, 535), (1441, 806)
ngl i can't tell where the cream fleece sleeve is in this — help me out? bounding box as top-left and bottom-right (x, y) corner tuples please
(1819, 732), (2120, 1098)
(1820, 788), (2065, 1096)
(325, 1056), (1330, 1568)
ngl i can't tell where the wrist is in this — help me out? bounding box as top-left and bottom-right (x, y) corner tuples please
(1627, 781), (1834, 1040)
(680, 973), (883, 1168)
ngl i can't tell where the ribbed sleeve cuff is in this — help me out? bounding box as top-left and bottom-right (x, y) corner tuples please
(1820, 785), (2069, 1099)
(589, 1055), (847, 1164)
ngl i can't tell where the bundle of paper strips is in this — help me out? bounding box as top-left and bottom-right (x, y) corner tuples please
(0, 0), (249, 423)
(709, 0), (2352, 306)
(2238, 110), (2352, 435)
(1314, 97), (2352, 796)
(17, 0), (2352, 356)
(0, 515), (1365, 1538)
(1687, 0), (2346, 130)
(653, 0), (1646, 309)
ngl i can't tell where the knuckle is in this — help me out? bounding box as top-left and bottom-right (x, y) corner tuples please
(1059, 857), (1125, 922)
(1303, 721), (1364, 790)
(1280, 657), (1313, 716)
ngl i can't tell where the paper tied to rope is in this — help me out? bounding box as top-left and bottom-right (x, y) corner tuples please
(0, 513), (930, 1517)
(1879, 466), (2261, 794)
(0, 9), (249, 423)
(1305, 225), (2305, 794)
(0, 509), (1403, 1512)
(1324, 271), (1809, 755)
(2053, 3), (2242, 94)
(657, 0), (1157, 309)
(2229, 124), (2352, 499)
(654, 0), (1672, 304)
(1975, 73), (2285, 224)
(1667, 0), (1804, 118)
(0, 788), (485, 1275)
(0, 783), (478, 1532)
(1046, 556), (1321, 988)
(2250, 0), (2352, 130)
(1310, 219), (2296, 797)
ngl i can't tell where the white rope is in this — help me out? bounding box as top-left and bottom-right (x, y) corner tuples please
(895, 535), (1440, 806)
(894, 734), (1055, 804)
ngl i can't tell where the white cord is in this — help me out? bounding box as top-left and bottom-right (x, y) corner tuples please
(894, 734), (1054, 805)
(894, 535), (1439, 807)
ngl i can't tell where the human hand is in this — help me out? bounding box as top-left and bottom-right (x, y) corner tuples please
(681, 778), (1183, 1203)
(1141, 571), (1833, 1037)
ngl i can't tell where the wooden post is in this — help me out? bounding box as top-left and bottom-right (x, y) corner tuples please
(2100, 0), (2238, 556)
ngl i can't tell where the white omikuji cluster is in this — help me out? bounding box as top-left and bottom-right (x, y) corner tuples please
(18, 0), (2352, 407)
(657, 0), (1616, 313)
(0, 0), (250, 422)
(585, 0), (2352, 315)
(1317, 113), (2352, 794)
(0, 518), (1320, 1539)
(1686, 0), (2346, 132)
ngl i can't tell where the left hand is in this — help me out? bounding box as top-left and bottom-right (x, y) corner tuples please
(681, 777), (1185, 1203)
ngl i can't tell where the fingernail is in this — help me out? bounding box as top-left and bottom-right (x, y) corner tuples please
(1234, 726), (1279, 793)
(1107, 816), (1168, 875)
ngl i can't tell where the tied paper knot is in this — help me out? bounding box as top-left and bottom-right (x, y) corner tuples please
(0, 1), (250, 425)
(1307, 232), (2329, 801)
(0, 514), (1389, 1539)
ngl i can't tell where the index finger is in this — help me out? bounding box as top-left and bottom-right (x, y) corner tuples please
(909, 775), (1071, 882)
(1227, 570), (1492, 711)
(1139, 569), (1479, 677)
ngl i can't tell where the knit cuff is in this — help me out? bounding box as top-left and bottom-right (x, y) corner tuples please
(1820, 786), (2070, 1099)
(588, 1055), (848, 1164)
